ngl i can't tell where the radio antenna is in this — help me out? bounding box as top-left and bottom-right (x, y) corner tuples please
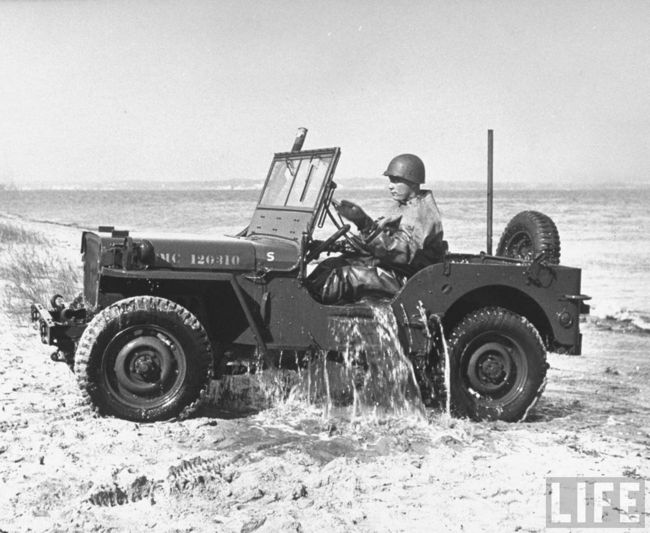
(487, 129), (494, 255)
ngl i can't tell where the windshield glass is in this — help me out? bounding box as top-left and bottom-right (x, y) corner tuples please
(260, 154), (333, 209)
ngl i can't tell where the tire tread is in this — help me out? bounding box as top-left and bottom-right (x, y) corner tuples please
(447, 306), (547, 422)
(74, 296), (213, 421)
(496, 210), (561, 264)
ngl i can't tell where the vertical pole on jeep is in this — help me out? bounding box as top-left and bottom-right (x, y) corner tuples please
(487, 129), (494, 255)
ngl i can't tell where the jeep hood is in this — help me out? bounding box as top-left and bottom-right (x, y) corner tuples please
(141, 233), (257, 270)
(87, 231), (300, 272)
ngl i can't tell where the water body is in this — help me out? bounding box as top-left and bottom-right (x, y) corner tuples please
(1, 185), (648, 330)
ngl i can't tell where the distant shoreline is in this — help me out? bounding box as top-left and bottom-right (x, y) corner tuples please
(2, 180), (650, 192)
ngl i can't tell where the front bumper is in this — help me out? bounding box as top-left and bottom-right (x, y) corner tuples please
(30, 302), (88, 359)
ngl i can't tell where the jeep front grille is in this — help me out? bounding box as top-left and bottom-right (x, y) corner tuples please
(83, 233), (101, 310)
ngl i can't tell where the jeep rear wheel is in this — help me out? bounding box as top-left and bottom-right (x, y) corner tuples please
(448, 307), (547, 422)
(496, 211), (560, 264)
(75, 296), (213, 422)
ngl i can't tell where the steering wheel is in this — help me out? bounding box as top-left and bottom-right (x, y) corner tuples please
(328, 203), (373, 255)
(305, 199), (377, 262)
(305, 223), (351, 262)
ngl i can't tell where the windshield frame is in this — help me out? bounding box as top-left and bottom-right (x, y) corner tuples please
(256, 148), (340, 212)
(247, 147), (341, 240)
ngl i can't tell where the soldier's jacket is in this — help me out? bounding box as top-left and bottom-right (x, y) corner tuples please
(362, 190), (444, 272)
(308, 190), (444, 304)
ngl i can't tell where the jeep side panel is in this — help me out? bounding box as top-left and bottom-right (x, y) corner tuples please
(394, 260), (585, 355)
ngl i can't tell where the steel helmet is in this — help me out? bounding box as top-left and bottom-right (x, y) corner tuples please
(383, 154), (425, 184)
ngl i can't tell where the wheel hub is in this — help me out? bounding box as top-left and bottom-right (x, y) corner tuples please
(133, 352), (161, 382)
(509, 232), (532, 259)
(478, 355), (505, 383)
(466, 342), (513, 394)
(114, 335), (176, 395)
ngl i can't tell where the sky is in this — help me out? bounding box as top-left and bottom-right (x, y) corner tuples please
(0, 0), (649, 187)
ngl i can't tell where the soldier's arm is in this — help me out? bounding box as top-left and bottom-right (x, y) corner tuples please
(364, 227), (419, 265)
(363, 207), (442, 266)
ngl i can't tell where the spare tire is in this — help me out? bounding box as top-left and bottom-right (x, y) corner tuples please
(496, 210), (560, 264)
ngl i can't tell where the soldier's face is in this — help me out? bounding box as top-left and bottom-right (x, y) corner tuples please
(388, 176), (418, 203)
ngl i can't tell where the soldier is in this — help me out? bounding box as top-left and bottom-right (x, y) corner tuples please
(308, 153), (445, 304)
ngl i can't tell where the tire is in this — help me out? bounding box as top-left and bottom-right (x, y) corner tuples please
(496, 211), (560, 264)
(75, 296), (213, 422)
(448, 307), (547, 422)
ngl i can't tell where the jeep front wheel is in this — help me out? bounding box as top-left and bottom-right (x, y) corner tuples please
(448, 307), (547, 422)
(75, 296), (213, 422)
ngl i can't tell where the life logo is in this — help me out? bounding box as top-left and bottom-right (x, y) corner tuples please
(546, 477), (646, 528)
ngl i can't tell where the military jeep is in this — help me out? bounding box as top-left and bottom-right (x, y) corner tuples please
(31, 132), (589, 423)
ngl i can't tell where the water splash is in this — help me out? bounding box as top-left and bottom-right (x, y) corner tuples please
(325, 301), (426, 420)
(207, 365), (301, 413)
(207, 302), (428, 424)
(428, 314), (451, 419)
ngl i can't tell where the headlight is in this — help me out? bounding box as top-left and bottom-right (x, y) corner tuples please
(136, 240), (155, 267)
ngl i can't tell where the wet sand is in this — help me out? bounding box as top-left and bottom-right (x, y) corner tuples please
(1, 215), (648, 532)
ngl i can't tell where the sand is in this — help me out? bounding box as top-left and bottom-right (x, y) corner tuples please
(0, 214), (648, 532)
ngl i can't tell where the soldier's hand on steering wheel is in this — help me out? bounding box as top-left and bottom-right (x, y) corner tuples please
(375, 214), (402, 230)
(332, 199), (372, 230)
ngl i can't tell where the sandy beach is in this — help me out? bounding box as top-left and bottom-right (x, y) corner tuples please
(1, 214), (648, 532)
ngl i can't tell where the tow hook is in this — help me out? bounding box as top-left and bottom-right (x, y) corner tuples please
(50, 350), (67, 363)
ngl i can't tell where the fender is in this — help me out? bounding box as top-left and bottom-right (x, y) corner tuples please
(96, 269), (270, 360)
(393, 259), (584, 353)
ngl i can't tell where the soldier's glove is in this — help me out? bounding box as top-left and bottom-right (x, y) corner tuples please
(375, 214), (402, 231)
(332, 199), (373, 231)
(308, 239), (347, 259)
(363, 214), (403, 242)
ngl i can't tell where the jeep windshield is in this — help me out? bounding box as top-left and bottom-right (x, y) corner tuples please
(247, 148), (340, 240)
(259, 151), (336, 209)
